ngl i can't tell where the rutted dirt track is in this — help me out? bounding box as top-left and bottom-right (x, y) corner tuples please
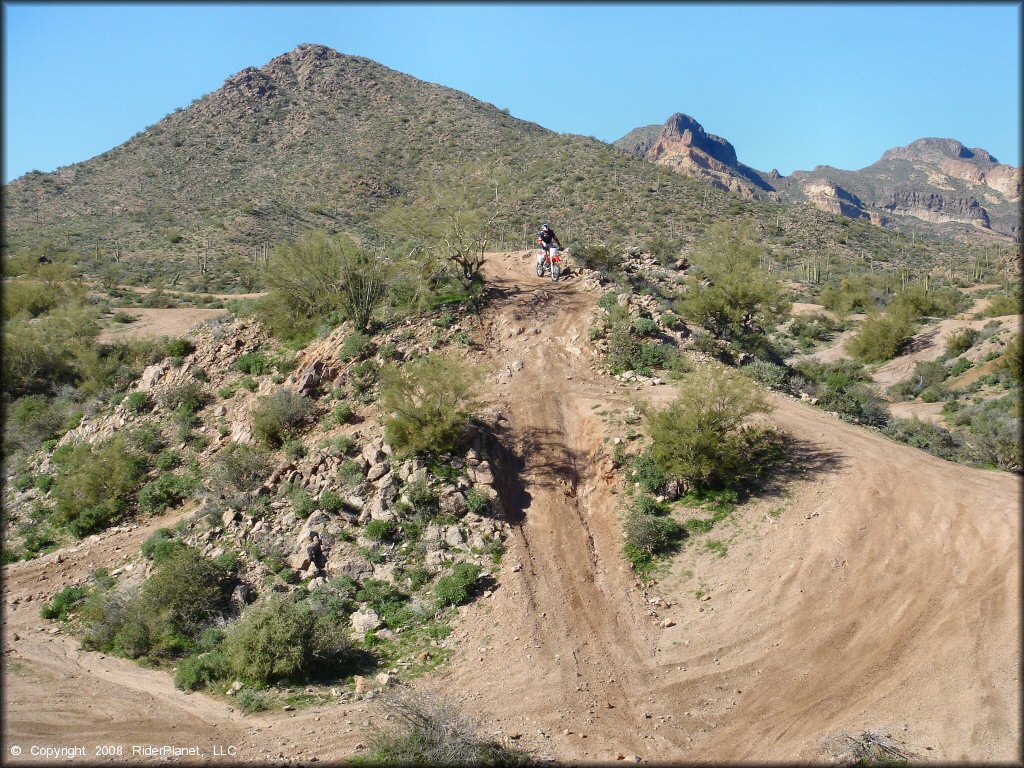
(3, 252), (1019, 763)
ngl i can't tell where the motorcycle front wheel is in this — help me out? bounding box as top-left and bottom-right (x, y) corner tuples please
(551, 261), (560, 282)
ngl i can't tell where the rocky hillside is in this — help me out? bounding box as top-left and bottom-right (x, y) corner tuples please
(615, 116), (1021, 245)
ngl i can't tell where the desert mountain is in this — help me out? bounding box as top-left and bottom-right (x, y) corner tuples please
(615, 116), (1021, 243)
(613, 113), (777, 201)
(2, 44), (989, 294)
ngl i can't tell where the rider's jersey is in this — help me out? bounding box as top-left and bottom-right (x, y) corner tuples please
(539, 228), (558, 246)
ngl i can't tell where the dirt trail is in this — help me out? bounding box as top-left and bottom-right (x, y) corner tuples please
(97, 308), (229, 343)
(2, 252), (1019, 763)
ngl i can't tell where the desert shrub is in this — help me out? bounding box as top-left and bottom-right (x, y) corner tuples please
(961, 408), (1021, 472)
(365, 689), (533, 766)
(237, 689), (271, 714)
(133, 547), (234, 654)
(741, 360), (790, 390)
(983, 293), (1022, 317)
(792, 359), (870, 390)
(174, 650), (230, 692)
(41, 585), (90, 621)
(380, 354), (481, 457)
(888, 284), (966, 321)
(574, 244), (620, 275)
(224, 594), (355, 685)
(596, 291), (620, 311)
(4, 394), (72, 452)
(318, 489), (345, 513)
(282, 439), (306, 461)
(349, 359), (380, 402)
(251, 390), (313, 447)
(337, 459), (365, 488)
(127, 423), (166, 454)
(356, 579), (412, 626)
(788, 312), (842, 345)
(140, 528), (176, 558)
(994, 333), (1021, 384)
(887, 360), (948, 401)
(333, 401), (355, 424)
(883, 417), (962, 462)
(631, 317), (660, 338)
(51, 435), (150, 537)
(434, 563), (482, 607)
(340, 331), (371, 361)
(233, 352), (269, 376)
(464, 487), (491, 516)
(165, 338), (195, 358)
(119, 391), (149, 415)
(945, 328), (979, 357)
(365, 519), (398, 541)
(816, 384), (890, 427)
(404, 478), (438, 515)
(161, 382), (211, 414)
(642, 366), (775, 492)
(674, 221), (789, 343)
(622, 504), (685, 571)
(625, 451), (667, 495)
(137, 472), (198, 515)
(154, 449), (180, 471)
(846, 311), (915, 363)
(819, 274), (889, 315)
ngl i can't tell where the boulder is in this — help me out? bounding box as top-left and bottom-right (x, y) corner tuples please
(350, 606), (381, 635)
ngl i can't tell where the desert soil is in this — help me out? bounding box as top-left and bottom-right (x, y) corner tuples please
(3, 252), (1019, 764)
(97, 309), (229, 344)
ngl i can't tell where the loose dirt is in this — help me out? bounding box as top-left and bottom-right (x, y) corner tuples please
(3, 252), (1019, 763)
(97, 308), (229, 344)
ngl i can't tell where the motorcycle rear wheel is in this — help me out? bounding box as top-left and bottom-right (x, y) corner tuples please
(536, 260), (545, 277)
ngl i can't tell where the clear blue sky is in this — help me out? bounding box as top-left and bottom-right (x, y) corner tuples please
(3, 2), (1020, 183)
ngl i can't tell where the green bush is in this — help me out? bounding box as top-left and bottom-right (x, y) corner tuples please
(631, 317), (660, 338)
(209, 443), (271, 502)
(434, 563), (482, 607)
(51, 435), (150, 537)
(237, 688), (271, 714)
(154, 450), (180, 471)
(5, 394), (70, 452)
(41, 585), (90, 621)
(597, 291), (620, 311)
(137, 472), (198, 515)
(642, 366), (775, 492)
(161, 382), (210, 414)
(846, 311), (915, 363)
(464, 487), (491, 516)
(356, 579), (412, 626)
(380, 355), (481, 457)
(338, 459), (365, 488)
(365, 519), (398, 541)
(674, 221), (789, 342)
(282, 439), (306, 461)
(626, 451), (667, 495)
(623, 509), (685, 571)
(165, 338), (195, 358)
(251, 390), (313, 447)
(333, 401), (355, 424)
(318, 489), (345, 513)
(888, 284), (966, 321)
(817, 384), (890, 427)
(233, 352), (270, 376)
(819, 274), (888, 315)
(983, 293), (1022, 317)
(224, 594), (353, 685)
(175, 650), (230, 692)
(788, 312), (842, 344)
(883, 417), (962, 462)
(741, 360), (790, 390)
(887, 360), (948, 401)
(945, 328), (979, 357)
(340, 331), (371, 361)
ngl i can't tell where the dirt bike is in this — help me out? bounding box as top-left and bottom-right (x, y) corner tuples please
(534, 242), (563, 282)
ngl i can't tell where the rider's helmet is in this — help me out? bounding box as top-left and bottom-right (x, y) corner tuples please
(541, 223), (550, 230)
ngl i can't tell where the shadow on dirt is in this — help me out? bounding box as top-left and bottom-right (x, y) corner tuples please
(486, 280), (571, 325)
(902, 326), (939, 355)
(748, 434), (848, 500)
(483, 422), (581, 527)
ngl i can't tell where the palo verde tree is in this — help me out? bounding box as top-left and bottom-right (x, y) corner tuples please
(380, 163), (500, 292)
(675, 221), (790, 351)
(258, 231), (388, 340)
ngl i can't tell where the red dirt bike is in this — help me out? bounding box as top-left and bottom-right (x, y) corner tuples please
(534, 240), (563, 282)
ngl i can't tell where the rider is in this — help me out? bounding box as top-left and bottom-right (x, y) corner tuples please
(537, 223), (562, 269)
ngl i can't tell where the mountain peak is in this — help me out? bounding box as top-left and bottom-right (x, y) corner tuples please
(883, 137), (998, 166)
